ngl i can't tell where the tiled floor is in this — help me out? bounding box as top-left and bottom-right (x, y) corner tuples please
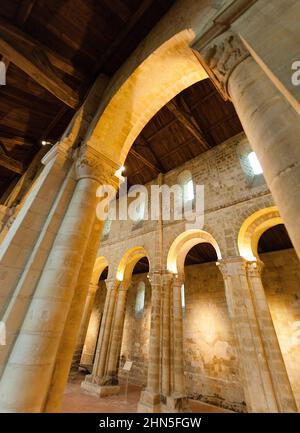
(61, 373), (230, 413)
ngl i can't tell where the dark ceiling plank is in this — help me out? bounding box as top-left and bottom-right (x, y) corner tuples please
(135, 135), (165, 172)
(0, 134), (35, 148)
(16, 0), (37, 25)
(0, 153), (24, 174)
(129, 148), (160, 174)
(0, 17), (79, 108)
(102, 0), (132, 22)
(145, 118), (177, 141)
(92, 0), (153, 75)
(42, 105), (68, 141)
(1, 0), (37, 71)
(159, 137), (195, 161)
(166, 99), (210, 151)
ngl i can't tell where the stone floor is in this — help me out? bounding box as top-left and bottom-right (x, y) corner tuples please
(61, 373), (231, 413)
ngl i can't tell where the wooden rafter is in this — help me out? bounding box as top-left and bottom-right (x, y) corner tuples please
(0, 153), (24, 174)
(135, 135), (164, 172)
(0, 17), (79, 108)
(166, 99), (210, 151)
(92, 0), (153, 74)
(129, 147), (161, 174)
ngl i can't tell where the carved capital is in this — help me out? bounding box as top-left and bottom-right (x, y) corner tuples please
(195, 31), (250, 100)
(74, 144), (119, 186)
(246, 259), (264, 278)
(217, 256), (247, 278)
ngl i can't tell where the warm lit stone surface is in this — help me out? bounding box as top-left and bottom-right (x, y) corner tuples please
(61, 373), (230, 413)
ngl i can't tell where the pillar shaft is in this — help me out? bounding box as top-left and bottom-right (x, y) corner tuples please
(104, 282), (129, 384)
(161, 272), (172, 397)
(246, 260), (297, 412)
(69, 281), (99, 376)
(218, 257), (297, 412)
(44, 218), (103, 412)
(0, 176), (99, 412)
(172, 278), (185, 397)
(83, 280), (118, 385)
(0, 145), (118, 412)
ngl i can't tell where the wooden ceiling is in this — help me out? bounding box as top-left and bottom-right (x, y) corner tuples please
(0, 0), (175, 196)
(124, 78), (243, 186)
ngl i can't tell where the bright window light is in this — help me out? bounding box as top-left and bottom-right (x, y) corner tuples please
(184, 179), (194, 201)
(181, 284), (185, 310)
(248, 152), (263, 175)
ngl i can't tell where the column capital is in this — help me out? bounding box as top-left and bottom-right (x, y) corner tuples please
(194, 31), (250, 100)
(246, 259), (265, 277)
(74, 144), (119, 186)
(217, 256), (247, 277)
(162, 270), (175, 286)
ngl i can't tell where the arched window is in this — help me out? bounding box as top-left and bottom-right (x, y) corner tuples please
(132, 199), (145, 224)
(135, 281), (145, 318)
(177, 170), (194, 202)
(181, 284), (185, 311)
(248, 152), (263, 175)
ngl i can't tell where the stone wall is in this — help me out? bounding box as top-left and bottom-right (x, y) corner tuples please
(183, 262), (246, 412)
(118, 274), (152, 387)
(85, 248), (300, 411)
(261, 248), (300, 410)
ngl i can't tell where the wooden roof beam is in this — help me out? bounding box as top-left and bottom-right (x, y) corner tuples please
(0, 17), (79, 108)
(129, 147), (161, 174)
(166, 99), (210, 151)
(135, 135), (164, 172)
(0, 153), (24, 174)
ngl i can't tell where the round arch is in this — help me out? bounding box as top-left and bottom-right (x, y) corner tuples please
(90, 256), (109, 285)
(167, 229), (222, 275)
(116, 246), (150, 282)
(238, 206), (283, 261)
(87, 31), (207, 166)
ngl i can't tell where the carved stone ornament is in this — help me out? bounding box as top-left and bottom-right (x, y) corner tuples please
(75, 144), (119, 186)
(195, 31), (250, 100)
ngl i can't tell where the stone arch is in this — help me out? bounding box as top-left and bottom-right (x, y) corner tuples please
(116, 246), (150, 282)
(90, 256), (109, 285)
(167, 229), (222, 275)
(87, 31), (207, 166)
(238, 206), (283, 261)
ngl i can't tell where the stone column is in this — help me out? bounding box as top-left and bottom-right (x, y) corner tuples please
(217, 257), (297, 412)
(195, 31), (300, 260)
(171, 276), (185, 397)
(103, 280), (130, 387)
(44, 217), (103, 412)
(0, 146), (118, 412)
(246, 260), (297, 412)
(81, 279), (119, 397)
(161, 272), (172, 400)
(138, 271), (162, 412)
(162, 274), (189, 413)
(69, 281), (99, 378)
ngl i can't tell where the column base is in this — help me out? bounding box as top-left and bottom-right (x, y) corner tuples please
(81, 376), (120, 397)
(137, 390), (161, 413)
(161, 395), (191, 413)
